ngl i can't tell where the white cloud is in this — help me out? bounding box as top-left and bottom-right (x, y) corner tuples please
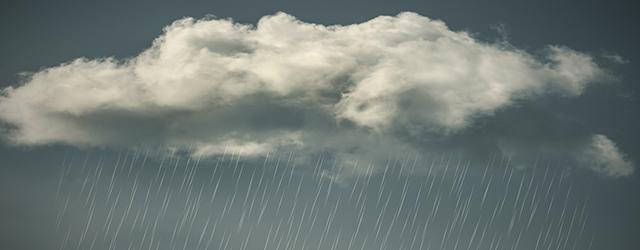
(580, 134), (634, 177)
(0, 12), (625, 177)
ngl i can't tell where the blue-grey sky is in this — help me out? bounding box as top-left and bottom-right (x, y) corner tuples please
(1, 0), (639, 249)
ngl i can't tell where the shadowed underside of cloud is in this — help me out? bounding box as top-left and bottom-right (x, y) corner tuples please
(0, 12), (633, 177)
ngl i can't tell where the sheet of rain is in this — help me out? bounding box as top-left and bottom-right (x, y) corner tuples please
(54, 149), (594, 250)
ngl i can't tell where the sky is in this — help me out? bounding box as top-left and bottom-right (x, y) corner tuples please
(0, 0), (639, 249)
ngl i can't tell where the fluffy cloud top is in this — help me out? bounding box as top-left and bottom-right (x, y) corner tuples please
(0, 12), (630, 177)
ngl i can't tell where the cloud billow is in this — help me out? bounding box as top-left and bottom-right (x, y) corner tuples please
(0, 12), (632, 177)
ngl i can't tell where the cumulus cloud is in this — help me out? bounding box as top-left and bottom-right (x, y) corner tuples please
(0, 12), (630, 177)
(579, 134), (634, 177)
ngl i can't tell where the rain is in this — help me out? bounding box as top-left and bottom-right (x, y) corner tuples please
(53, 149), (595, 250)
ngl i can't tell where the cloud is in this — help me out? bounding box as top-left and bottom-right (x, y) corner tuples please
(0, 12), (630, 177)
(579, 134), (634, 178)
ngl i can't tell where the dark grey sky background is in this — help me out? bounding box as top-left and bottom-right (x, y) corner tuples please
(1, 0), (639, 249)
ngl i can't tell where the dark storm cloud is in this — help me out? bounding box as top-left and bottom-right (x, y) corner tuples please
(0, 12), (632, 177)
